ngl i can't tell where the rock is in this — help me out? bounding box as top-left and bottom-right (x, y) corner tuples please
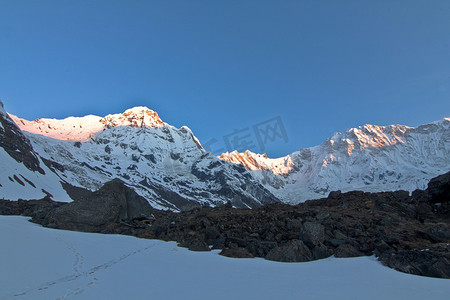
(333, 230), (349, 241)
(265, 240), (313, 262)
(316, 211), (330, 221)
(311, 243), (330, 260)
(210, 235), (226, 250)
(220, 248), (254, 258)
(334, 244), (364, 258)
(0, 198), (65, 222)
(374, 240), (391, 254)
(299, 222), (325, 248)
(203, 227), (221, 241)
(379, 249), (450, 278)
(184, 239), (210, 252)
(427, 171), (450, 204)
(0, 107), (45, 174)
(40, 179), (153, 232)
(327, 238), (347, 247)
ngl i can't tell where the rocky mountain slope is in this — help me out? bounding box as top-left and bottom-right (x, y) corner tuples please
(3, 102), (277, 210)
(220, 119), (450, 203)
(0, 102), (72, 201)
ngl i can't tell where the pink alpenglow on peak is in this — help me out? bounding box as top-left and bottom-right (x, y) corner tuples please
(9, 106), (165, 141)
(101, 106), (164, 129)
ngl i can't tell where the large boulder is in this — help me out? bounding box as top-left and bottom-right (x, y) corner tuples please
(334, 243), (364, 258)
(299, 222), (325, 248)
(41, 179), (153, 232)
(265, 240), (313, 262)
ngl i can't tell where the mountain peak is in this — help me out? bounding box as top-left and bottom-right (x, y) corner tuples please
(101, 106), (164, 128)
(327, 123), (411, 151)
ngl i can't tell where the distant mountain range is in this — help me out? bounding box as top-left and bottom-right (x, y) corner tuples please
(220, 118), (450, 203)
(1, 100), (448, 209)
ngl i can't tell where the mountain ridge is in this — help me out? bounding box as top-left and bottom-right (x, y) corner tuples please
(2, 101), (279, 210)
(2, 100), (449, 208)
(220, 117), (450, 203)
(8, 106), (166, 142)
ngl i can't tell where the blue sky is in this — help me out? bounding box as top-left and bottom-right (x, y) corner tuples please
(1, 0), (449, 157)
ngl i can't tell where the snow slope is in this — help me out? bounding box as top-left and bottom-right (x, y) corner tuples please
(0, 147), (72, 201)
(1, 216), (449, 300)
(0, 102), (71, 201)
(220, 119), (450, 203)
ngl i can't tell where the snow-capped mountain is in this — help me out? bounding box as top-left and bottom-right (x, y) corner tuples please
(3, 99), (449, 208)
(219, 119), (450, 204)
(4, 102), (278, 210)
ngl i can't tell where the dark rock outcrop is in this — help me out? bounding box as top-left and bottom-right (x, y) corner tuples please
(0, 102), (45, 174)
(265, 240), (312, 262)
(220, 248), (254, 258)
(427, 171), (450, 204)
(0, 198), (65, 222)
(40, 179), (153, 232)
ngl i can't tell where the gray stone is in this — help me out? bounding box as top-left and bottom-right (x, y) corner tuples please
(265, 240), (313, 262)
(299, 222), (325, 247)
(334, 244), (364, 258)
(312, 243), (330, 260)
(42, 179), (153, 232)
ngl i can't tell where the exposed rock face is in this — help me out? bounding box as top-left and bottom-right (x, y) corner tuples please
(40, 179), (153, 232)
(377, 247), (450, 279)
(265, 240), (312, 262)
(427, 171), (450, 204)
(0, 198), (65, 222)
(220, 248), (254, 258)
(299, 222), (325, 248)
(0, 101), (44, 174)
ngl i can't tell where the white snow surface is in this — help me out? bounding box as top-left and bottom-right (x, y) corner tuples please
(0, 147), (72, 201)
(1, 216), (449, 300)
(220, 118), (450, 203)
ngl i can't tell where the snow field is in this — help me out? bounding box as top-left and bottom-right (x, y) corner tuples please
(1, 216), (449, 300)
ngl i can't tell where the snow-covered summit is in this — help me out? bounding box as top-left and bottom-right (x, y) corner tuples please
(328, 124), (411, 152)
(101, 106), (164, 129)
(219, 150), (295, 176)
(9, 106), (165, 141)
